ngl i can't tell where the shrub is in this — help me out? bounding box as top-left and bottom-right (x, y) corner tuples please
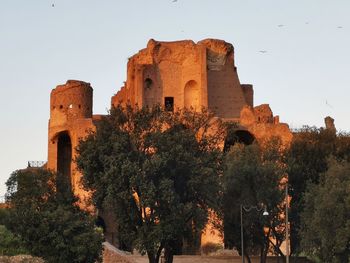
(0, 225), (28, 256)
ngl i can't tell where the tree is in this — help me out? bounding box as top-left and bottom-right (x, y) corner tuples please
(0, 207), (9, 225)
(76, 105), (224, 263)
(0, 207), (28, 256)
(300, 158), (350, 263)
(222, 140), (286, 263)
(0, 225), (28, 256)
(5, 169), (103, 263)
(286, 127), (350, 254)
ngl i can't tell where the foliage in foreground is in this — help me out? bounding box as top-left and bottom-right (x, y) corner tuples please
(0, 255), (44, 263)
(5, 169), (103, 263)
(300, 159), (350, 263)
(0, 208), (9, 225)
(0, 225), (28, 256)
(286, 127), (350, 253)
(0, 200), (28, 256)
(76, 105), (224, 263)
(222, 140), (286, 263)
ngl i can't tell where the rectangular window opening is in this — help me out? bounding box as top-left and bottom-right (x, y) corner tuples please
(164, 97), (174, 112)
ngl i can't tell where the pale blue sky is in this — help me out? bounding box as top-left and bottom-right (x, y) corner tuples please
(1, 0), (349, 195)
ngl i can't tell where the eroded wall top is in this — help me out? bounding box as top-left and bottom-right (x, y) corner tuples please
(50, 80), (93, 126)
(111, 38), (253, 118)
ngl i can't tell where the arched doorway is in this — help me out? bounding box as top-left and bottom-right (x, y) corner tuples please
(184, 80), (200, 109)
(95, 216), (106, 233)
(224, 130), (255, 152)
(57, 132), (72, 192)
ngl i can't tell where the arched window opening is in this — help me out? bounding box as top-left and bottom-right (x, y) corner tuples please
(224, 130), (255, 152)
(57, 132), (72, 193)
(184, 80), (200, 109)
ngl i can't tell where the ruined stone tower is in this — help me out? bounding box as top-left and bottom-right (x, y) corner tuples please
(47, 80), (96, 202)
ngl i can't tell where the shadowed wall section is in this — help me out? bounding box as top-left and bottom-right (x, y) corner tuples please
(184, 80), (200, 109)
(57, 132), (72, 192)
(224, 130), (255, 152)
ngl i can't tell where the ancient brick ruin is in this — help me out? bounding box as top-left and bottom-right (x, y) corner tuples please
(111, 39), (291, 144)
(47, 38), (292, 248)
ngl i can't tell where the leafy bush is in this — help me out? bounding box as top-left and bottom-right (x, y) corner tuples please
(5, 169), (103, 263)
(0, 208), (9, 225)
(300, 159), (350, 263)
(0, 225), (28, 256)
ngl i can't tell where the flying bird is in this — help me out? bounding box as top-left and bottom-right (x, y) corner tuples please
(259, 50), (267, 53)
(278, 24), (284, 27)
(326, 100), (334, 108)
(337, 26), (343, 29)
(52, 3), (54, 7)
(172, 0), (178, 2)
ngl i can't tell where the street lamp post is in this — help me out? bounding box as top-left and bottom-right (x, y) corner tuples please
(240, 205), (269, 263)
(285, 183), (289, 263)
(240, 205), (244, 263)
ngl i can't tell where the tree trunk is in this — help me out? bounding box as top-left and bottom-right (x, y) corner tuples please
(260, 234), (269, 263)
(262, 243), (268, 263)
(269, 239), (286, 260)
(260, 246), (264, 263)
(164, 251), (173, 263)
(164, 246), (174, 263)
(244, 251), (252, 263)
(147, 251), (157, 263)
(155, 244), (164, 263)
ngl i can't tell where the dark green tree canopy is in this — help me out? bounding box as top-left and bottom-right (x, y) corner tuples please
(5, 169), (103, 263)
(222, 139), (286, 263)
(76, 105), (224, 263)
(300, 158), (350, 263)
(286, 127), (350, 253)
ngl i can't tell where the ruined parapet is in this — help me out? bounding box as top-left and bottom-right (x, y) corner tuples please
(253, 104), (274, 123)
(325, 116), (336, 132)
(50, 80), (92, 126)
(240, 104), (274, 126)
(239, 104), (292, 146)
(241, 84), (254, 107)
(0, 195), (5, 207)
(197, 38), (234, 71)
(198, 39), (247, 118)
(111, 85), (127, 107)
